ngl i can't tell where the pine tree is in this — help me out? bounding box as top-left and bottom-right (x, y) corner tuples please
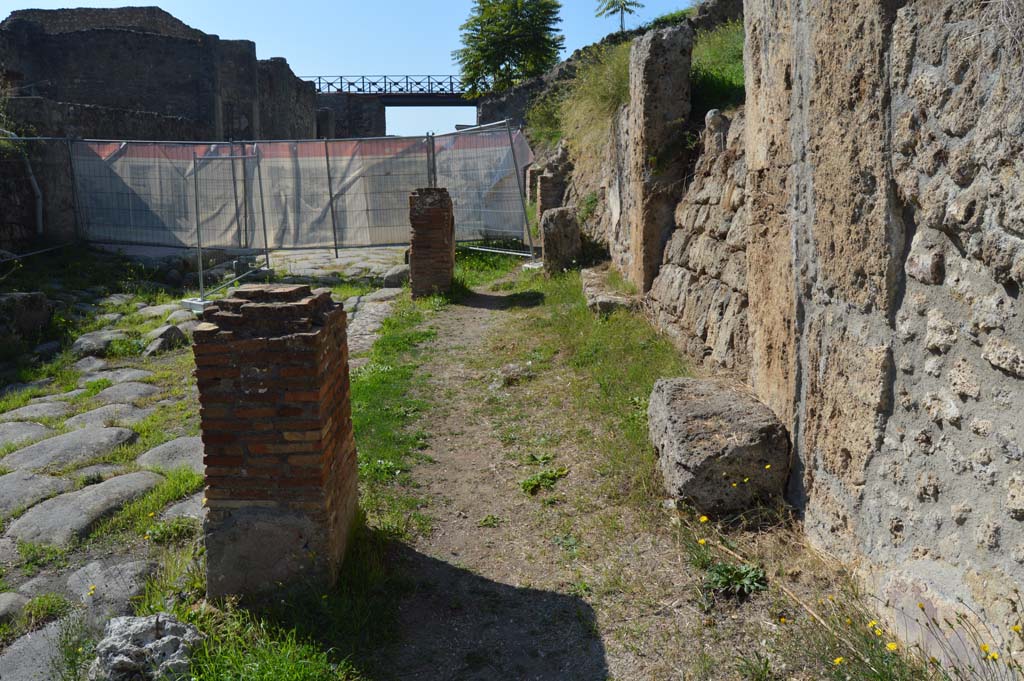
(454, 0), (565, 97)
(595, 0), (644, 32)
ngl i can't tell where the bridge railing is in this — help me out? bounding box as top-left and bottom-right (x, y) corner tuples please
(306, 75), (471, 96)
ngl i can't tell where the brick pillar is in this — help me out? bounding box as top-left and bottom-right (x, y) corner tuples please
(408, 188), (455, 299)
(192, 284), (357, 598)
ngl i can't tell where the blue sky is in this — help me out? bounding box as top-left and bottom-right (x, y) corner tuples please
(1, 0), (694, 135)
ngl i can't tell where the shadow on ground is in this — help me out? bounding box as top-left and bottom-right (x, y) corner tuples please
(455, 287), (545, 311)
(260, 530), (607, 681)
(367, 542), (607, 680)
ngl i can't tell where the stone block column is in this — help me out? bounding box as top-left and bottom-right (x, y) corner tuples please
(192, 284), (357, 598)
(536, 172), (566, 232)
(409, 188), (455, 299)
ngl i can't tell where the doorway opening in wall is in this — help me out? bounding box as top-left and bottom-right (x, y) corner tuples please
(386, 107), (478, 137)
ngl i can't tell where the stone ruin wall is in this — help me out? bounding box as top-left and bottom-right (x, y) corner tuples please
(647, 110), (749, 375)
(542, 0), (1024, 647)
(742, 0), (1024, 645)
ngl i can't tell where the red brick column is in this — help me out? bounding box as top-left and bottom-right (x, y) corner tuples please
(192, 284), (357, 598)
(409, 188), (455, 299)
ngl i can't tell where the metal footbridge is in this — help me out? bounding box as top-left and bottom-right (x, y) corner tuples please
(304, 75), (477, 106)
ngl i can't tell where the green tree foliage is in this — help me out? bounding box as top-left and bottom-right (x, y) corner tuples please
(595, 0), (645, 32)
(454, 0), (565, 97)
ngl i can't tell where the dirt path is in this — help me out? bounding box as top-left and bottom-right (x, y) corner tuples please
(363, 279), (836, 681)
(367, 285), (610, 680)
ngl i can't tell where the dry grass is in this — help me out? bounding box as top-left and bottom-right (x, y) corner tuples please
(987, 0), (1024, 63)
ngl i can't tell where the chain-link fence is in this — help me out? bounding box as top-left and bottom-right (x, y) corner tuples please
(64, 121), (533, 254)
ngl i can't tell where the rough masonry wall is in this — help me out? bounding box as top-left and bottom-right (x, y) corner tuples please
(258, 59), (317, 139)
(744, 0), (1024, 647)
(647, 110), (748, 373)
(315, 94), (387, 139)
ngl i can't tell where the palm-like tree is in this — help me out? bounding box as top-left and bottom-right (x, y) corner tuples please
(595, 0), (644, 32)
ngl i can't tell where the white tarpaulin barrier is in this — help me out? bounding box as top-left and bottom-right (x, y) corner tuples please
(70, 124), (533, 251)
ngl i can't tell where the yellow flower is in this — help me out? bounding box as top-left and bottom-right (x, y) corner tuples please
(743, 477), (750, 483)
(989, 652), (1000, 661)
(765, 464), (771, 470)
(699, 516), (709, 523)
(779, 617), (787, 624)
(980, 644), (990, 654)
(845, 618), (852, 625)
(875, 628), (883, 637)
(868, 620), (877, 628)
(698, 538), (706, 545)
(147, 511), (155, 518)
(1013, 624), (1022, 634)
(828, 595), (835, 601)
(144, 534), (151, 540)
(731, 482), (738, 488)
(833, 657), (844, 666)
(917, 602), (925, 610)
(887, 642), (898, 652)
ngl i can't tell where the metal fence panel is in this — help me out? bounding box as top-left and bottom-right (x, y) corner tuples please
(68, 125), (533, 252)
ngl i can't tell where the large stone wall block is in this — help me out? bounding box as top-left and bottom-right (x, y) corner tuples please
(541, 207), (582, 274)
(648, 377), (790, 514)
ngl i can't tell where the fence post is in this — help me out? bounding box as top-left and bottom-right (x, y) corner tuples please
(426, 133), (437, 189)
(191, 151), (206, 301)
(229, 142), (243, 249)
(255, 145), (272, 271)
(505, 120), (534, 252)
(324, 139), (340, 258)
(65, 139), (83, 241)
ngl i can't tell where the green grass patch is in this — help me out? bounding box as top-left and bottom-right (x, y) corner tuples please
(351, 296), (434, 537)
(330, 280), (376, 302)
(559, 41), (633, 166)
(454, 248), (521, 290)
(520, 467), (569, 495)
(90, 467), (204, 540)
(16, 540), (69, 575)
(691, 20), (745, 114)
(510, 270), (689, 504)
(19, 593), (72, 630)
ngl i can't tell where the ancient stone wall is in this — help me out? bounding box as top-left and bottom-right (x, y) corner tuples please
(647, 110), (748, 373)
(258, 59), (317, 140)
(743, 0), (1024, 648)
(409, 188), (456, 298)
(0, 7), (314, 142)
(315, 93), (387, 139)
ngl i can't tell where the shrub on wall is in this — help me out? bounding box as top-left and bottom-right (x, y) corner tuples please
(691, 20), (745, 114)
(559, 40), (633, 164)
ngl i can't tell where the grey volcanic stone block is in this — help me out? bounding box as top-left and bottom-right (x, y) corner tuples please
(648, 378), (790, 514)
(64, 404), (155, 430)
(137, 436), (203, 473)
(2, 427), (138, 471)
(67, 560), (154, 622)
(77, 368), (154, 388)
(74, 357), (108, 373)
(0, 592), (28, 623)
(0, 421), (53, 449)
(88, 614), (201, 681)
(0, 471), (73, 518)
(6, 472), (162, 546)
(138, 303), (181, 320)
(0, 402), (71, 423)
(71, 330), (128, 358)
(94, 382), (160, 405)
(382, 264), (410, 288)
(161, 493), (204, 520)
(0, 619), (63, 680)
